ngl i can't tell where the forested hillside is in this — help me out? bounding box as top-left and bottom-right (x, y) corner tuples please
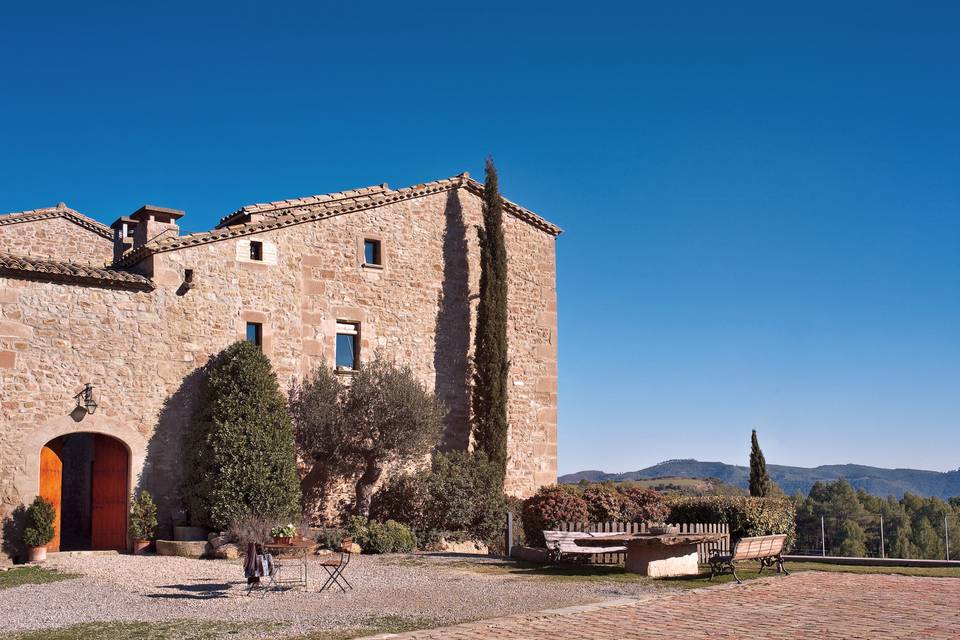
(560, 459), (960, 499)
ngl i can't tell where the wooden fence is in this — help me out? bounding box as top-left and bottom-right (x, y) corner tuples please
(556, 521), (730, 564)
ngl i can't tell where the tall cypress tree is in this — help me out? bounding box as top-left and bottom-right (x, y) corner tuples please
(472, 157), (510, 482)
(749, 429), (772, 497)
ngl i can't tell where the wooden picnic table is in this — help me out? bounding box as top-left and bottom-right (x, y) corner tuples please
(263, 539), (315, 591)
(575, 532), (725, 577)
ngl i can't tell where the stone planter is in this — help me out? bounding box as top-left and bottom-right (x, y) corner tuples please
(131, 539), (151, 555)
(155, 539), (210, 559)
(28, 545), (47, 563)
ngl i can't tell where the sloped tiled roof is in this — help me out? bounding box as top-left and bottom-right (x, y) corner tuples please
(0, 204), (112, 240)
(216, 184), (391, 228)
(0, 253), (154, 290)
(116, 174), (561, 266)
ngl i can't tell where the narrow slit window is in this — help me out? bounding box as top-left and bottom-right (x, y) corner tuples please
(250, 241), (263, 261)
(246, 322), (263, 348)
(336, 322), (359, 370)
(363, 239), (381, 266)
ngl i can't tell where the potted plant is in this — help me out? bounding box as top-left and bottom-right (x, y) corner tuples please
(23, 496), (56, 563)
(271, 523), (297, 545)
(128, 490), (158, 554)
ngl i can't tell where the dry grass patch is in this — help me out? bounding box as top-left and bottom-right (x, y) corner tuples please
(0, 620), (279, 640)
(0, 567), (80, 591)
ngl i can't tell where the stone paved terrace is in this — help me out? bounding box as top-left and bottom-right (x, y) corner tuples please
(373, 572), (960, 639)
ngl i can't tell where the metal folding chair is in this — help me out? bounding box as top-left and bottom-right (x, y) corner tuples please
(318, 536), (354, 593)
(245, 550), (280, 597)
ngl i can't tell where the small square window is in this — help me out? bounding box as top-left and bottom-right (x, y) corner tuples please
(336, 322), (359, 370)
(363, 239), (381, 266)
(246, 322), (262, 347)
(250, 241), (263, 261)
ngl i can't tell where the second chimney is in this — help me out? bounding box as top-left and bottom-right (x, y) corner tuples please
(130, 205), (185, 249)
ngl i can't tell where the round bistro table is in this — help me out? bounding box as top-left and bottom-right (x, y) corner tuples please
(263, 539), (315, 591)
(574, 532), (725, 577)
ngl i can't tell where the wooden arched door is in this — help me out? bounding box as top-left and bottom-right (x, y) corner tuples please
(91, 434), (129, 551)
(39, 443), (64, 552)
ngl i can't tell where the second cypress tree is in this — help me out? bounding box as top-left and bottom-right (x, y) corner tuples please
(749, 429), (772, 497)
(472, 158), (510, 483)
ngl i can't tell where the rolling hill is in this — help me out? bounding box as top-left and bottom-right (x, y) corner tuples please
(559, 459), (960, 499)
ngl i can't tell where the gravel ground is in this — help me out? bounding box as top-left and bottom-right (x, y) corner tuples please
(0, 553), (675, 637)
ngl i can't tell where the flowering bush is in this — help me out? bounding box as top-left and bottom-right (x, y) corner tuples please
(521, 485), (589, 547)
(620, 487), (669, 523)
(583, 484), (631, 522)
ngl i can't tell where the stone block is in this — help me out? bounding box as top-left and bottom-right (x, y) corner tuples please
(213, 543), (240, 560)
(0, 320), (32, 339)
(173, 526), (209, 542)
(155, 539), (210, 559)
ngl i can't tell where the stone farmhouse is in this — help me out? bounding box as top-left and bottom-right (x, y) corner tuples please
(0, 174), (560, 556)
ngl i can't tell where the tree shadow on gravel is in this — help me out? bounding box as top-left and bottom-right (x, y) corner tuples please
(146, 581), (238, 600)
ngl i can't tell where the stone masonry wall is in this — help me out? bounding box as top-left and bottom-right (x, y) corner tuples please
(0, 217), (113, 266)
(0, 186), (557, 557)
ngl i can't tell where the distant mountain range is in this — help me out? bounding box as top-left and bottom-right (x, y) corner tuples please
(559, 459), (960, 499)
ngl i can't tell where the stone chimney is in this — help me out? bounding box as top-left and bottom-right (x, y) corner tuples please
(130, 205), (184, 249)
(109, 216), (139, 263)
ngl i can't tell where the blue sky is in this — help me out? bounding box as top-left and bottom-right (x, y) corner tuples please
(2, 2), (957, 474)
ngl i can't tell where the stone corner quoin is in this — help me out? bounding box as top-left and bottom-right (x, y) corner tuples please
(0, 176), (559, 551)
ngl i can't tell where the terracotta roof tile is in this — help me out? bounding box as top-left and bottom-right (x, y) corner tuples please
(120, 174), (560, 267)
(0, 204), (112, 239)
(0, 253), (154, 290)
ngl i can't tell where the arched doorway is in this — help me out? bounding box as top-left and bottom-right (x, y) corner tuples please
(39, 433), (129, 552)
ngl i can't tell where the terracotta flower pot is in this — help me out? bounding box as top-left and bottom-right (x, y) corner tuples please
(28, 545), (47, 563)
(131, 539), (151, 555)
(272, 536), (292, 545)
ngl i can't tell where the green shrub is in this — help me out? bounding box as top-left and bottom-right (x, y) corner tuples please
(317, 527), (346, 550)
(23, 497), (56, 548)
(128, 490), (158, 540)
(346, 516), (416, 554)
(183, 341), (302, 529)
(425, 451), (506, 542)
(667, 495), (796, 544)
(369, 451), (507, 544)
(369, 472), (429, 531)
(521, 485), (589, 547)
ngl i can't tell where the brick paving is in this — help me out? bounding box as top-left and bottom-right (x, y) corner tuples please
(376, 572), (960, 639)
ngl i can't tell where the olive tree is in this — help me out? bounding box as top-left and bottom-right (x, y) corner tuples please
(291, 354), (445, 516)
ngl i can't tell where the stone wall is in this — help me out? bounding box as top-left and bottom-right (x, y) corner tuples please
(0, 217), (113, 266)
(0, 185), (557, 557)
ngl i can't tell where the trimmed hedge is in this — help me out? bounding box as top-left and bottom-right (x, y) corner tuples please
(520, 485), (794, 549)
(667, 496), (796, 543)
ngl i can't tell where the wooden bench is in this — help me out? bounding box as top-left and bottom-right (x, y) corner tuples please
(709, 534), (789, 583)
(542, 530), (627, 563)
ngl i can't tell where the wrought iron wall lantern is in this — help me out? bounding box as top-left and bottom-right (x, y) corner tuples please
(74, 382), (98, 415)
